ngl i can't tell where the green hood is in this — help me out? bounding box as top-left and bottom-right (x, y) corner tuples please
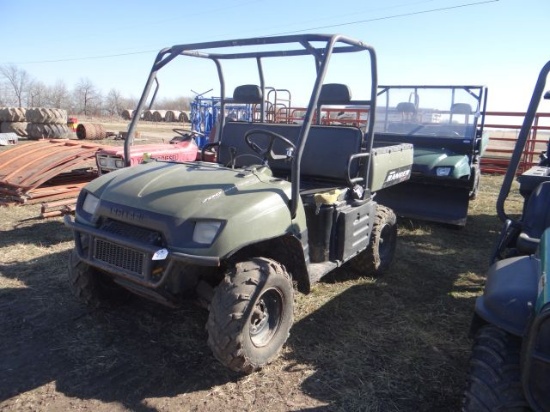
(89, 161), (291, 219)
(83, 161), (301, 257)
(413, 147), (470, 179)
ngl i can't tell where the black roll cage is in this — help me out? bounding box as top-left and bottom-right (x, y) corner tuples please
(124, 34), (378, 219)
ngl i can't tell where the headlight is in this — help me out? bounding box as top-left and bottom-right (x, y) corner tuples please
(192, 221), (222, 245)
(98, 157), (107, 167)
(115, 159), (125, 168)
(436, 167), (452, 177)
(82, 192), (100, 215)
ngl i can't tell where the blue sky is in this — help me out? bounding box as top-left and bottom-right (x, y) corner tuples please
(0, 0), (548, 111)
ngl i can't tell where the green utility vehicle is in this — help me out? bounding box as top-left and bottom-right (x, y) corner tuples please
(64, 34), (413, 373)
(463, 61), (550, 411)
(373, 85), (488, 227)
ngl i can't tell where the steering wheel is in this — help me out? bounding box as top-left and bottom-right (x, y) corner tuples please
(244, 129), (296, 163)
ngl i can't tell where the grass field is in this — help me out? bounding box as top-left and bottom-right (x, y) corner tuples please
(0, 170), (525, 412)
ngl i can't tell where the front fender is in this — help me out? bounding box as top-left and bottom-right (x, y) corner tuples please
(474, 255), (539, 336)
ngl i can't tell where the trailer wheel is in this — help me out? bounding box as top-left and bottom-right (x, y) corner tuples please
(351, 205), (397, 276)
(207, 257), (294, 374)
(462, 324), (529, 411)
(68, 249), (130, 308)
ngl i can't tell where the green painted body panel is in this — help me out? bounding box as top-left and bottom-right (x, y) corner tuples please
(369, 143), (414, 191)
(83, 160), (306, 258)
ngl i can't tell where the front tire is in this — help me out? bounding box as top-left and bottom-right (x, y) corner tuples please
(351, 205), (397, 276)
(462, 324), (529, 411)
(469, 165), (480, 200)
(206, 257), (294, 374)
(68, 249), (130, 308)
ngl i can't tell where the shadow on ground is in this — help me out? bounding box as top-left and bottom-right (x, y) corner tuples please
(0, 250), (239, 411)
(284, 212), (500, 411)
(0, 211), (501, 411)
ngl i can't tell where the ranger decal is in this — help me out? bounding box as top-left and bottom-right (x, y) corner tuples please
(383, 167), (411, 188)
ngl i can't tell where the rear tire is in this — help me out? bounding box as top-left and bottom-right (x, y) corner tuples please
(0, 121), (29, 137)
(0, 107), (26, 122)
(27, 123), (70, 139)
(351, 205), (397, 276)
(68, 249), (130, 308)
(26, 108), (67, 124)
(206, 257), (294, 373)
(462, 324), (529, 411)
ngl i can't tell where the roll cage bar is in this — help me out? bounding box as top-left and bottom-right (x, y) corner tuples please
(496, 61), (550, 223)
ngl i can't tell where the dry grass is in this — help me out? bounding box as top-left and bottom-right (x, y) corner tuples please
(0, 173), (523, 411)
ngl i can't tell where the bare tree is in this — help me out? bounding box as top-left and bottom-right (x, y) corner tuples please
(27, 80), (48, 107)
(0, 82), (11, 106)
(47, 80), (71, 110)
(105, 88), (122, 116)
(120, 96), (139, 111)
(73, 77), (101, 116)
(0, 64), (33, 106)
(157, 96), (192, 111)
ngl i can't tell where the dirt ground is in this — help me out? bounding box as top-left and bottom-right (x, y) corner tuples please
(0, 122), (525, 411)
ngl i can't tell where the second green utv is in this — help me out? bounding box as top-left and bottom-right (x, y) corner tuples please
(374, 84), (489, 227)
(64, 34), (413, 373)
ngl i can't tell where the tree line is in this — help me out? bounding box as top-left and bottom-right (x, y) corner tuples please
(0, 64), (192, 117)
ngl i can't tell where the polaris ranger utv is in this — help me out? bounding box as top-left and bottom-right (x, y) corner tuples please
(463, 61), (550, 411)
(64, 34), (413, 373)
(374, 85), (488, 227)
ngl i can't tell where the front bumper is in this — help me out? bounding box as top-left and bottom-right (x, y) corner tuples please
(64, 215), (220, 288)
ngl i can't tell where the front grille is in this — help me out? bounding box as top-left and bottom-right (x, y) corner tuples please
(100, 219), (162, 245)
(94, 238), (145, 278)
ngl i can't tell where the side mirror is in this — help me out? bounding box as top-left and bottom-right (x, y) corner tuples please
(544, 90), (550, 100)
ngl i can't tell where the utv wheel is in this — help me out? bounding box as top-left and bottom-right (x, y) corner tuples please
(207, 257), (294, 374)
(351, 205), (397, 276)
(462, 324), (529, 411)
(68, 249), (130, 308)
(469, 166), (480, 200)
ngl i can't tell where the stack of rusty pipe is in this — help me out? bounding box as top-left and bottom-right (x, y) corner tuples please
(76, 123), (107, 140)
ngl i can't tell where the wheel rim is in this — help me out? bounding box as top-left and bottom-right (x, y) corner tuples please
(249, 288), (283, 347)
(378, 224), (394, 261)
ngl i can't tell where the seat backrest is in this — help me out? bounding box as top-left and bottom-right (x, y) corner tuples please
(396, 102), (416, 114)
(318, 83), (352, 105)
(233, 84), (263, 103)
(218, 122), (362, 183)
(450, 103), (473, 115)
(521, 181), (550, 239)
